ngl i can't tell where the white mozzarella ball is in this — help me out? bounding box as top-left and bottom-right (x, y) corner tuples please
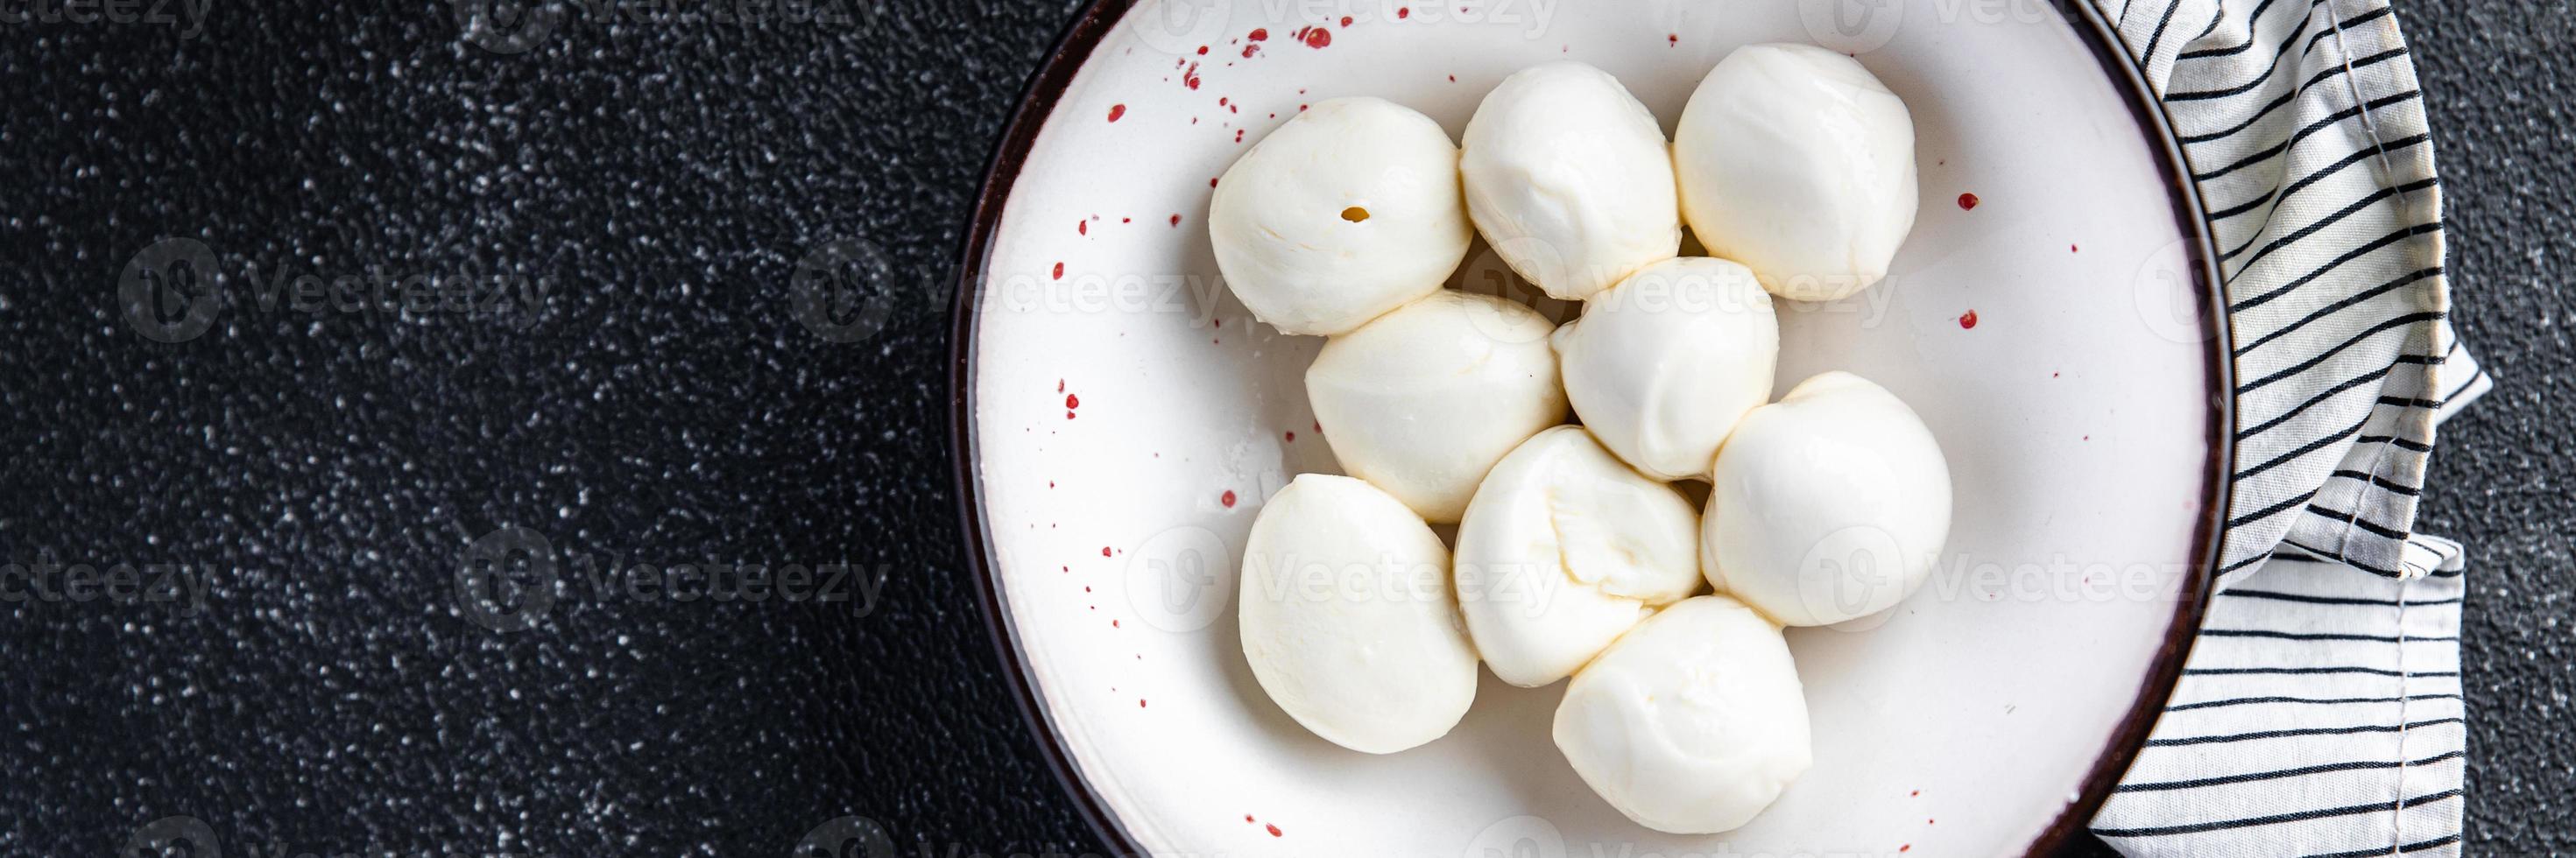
(1554, 594), (1810, 834)
(1674, 43), (1919, 302)
(1210, 97), (1472, 335)
(1454, 426), (1701, 687)
(1307, 290), (1568, 523)
(1461, 61), (1681, 301)
(1703, 371), (1952, 627)
(1551, 257), (1777, 481)
(1239, 474), (1480, 754)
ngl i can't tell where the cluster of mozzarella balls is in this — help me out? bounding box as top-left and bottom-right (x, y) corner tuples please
(1214, 46), (1951, 835)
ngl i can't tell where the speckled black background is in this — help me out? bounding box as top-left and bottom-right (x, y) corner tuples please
(0, 1), (2565, 856)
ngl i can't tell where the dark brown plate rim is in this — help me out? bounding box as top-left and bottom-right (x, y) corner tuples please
(945, 2), (2234, 854)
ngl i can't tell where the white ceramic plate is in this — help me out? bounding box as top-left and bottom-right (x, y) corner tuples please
(953, 1), (2229, 854)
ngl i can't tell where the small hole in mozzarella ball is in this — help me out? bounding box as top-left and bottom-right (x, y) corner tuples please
(1209, 97), (1471, 335)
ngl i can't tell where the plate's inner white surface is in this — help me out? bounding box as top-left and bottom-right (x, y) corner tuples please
(970, 2), (2213, 854)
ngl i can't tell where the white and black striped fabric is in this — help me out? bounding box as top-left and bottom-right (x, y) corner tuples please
(2085, 0), (2489, 854)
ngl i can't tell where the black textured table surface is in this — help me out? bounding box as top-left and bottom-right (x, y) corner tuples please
(1, 2), (2565, 856)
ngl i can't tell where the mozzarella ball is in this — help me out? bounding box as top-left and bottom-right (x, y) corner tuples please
(1308, 290), (1568, 523)
(1239, 474), (1480, 754)
(1554, 594), (1810, 834)
(1674, 43), (1919, 302)
(1454, 426), (1701, 687)
(1210, 97), (1472, 335)
(1551, 257), (1777, 481)
(1461, 61), (1681, 301)
(1703, 371), (1952, 627)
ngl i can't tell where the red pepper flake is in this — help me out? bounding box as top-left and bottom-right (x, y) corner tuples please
(1056, 378), (1064, 392)
(1112, 619), (1120, 628)
(1397, 6), (1409, 18)
(1295, 25), (1330, 48)
(1182, 61), (1202, 90)
(1958, 310), (1979, 329)
(1447, 74), (1456, 82)
(1248, 27), (1267, 40)
(1669, 33), (1678, 46)
(1234, 129), (1244, 143)
(1339, 15), (1352, 26)
(1101, 546), (1112, 557)
(1910, 790), (1920, 797)
(1170, 214), (1182, 227)
(1077, 220), (1087, 236)
(1052, 262), (1064, 280)
(1066, 393), (1080, 409)
(1267, 824), (1282, 837)
(1242, 44), (1259, 58)
(1221, 490), (1237, 508)
(1244, 814), (1255, 823)
(2071, 243), (2079, 252)
(1196, 45), (1208, 55)
(1121, 216), (1132, 223)
(1137, 698), (1146, 707)
(1210, 177), (1219, 187)
(1106, 103), (1126, 123)
(1957, 192), (1980, 211)
(1899, 847), (1910, 854)
(1283, 430), (1295, 442)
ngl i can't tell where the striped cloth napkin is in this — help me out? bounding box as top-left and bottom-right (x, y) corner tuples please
(2082, 0), (2493, 854)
